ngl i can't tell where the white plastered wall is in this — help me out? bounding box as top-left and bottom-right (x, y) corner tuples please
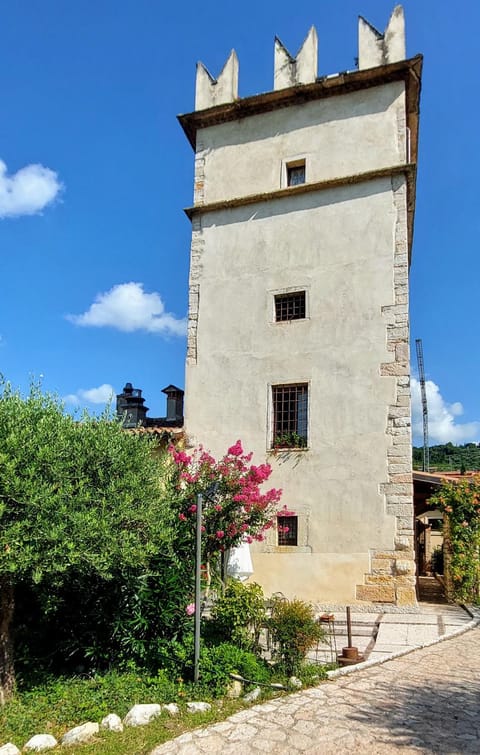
(197, 82), (407, 205)
(185, 80), (410, 603)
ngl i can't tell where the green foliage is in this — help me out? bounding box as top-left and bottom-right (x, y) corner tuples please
(273, 432), (307, 449)
(430, 476), (480, 601)
(0, 378), (168, 582)
(268, 598), (325, 676)
(0, 378), (171, 693)
(207, 581), (266, 651)
(413, 442), (480, 472)
(294, 661), (328, 686)
(197, 643), (271, 697)
(0, 669), (178, 743)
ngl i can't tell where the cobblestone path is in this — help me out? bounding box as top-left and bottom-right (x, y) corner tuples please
(151, 625), (480, 754)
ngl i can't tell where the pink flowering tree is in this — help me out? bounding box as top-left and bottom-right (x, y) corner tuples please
(169, 440), (282, 592)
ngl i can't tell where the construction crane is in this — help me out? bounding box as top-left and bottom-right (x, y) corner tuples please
(415, 339), (429, 472)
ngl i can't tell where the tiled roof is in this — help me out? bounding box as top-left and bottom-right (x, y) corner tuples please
(413, 470), (478, 486)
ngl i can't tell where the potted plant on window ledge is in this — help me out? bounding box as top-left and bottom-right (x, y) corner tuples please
(272, 432), (307, 450)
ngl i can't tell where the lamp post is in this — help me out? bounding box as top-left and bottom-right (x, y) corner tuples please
(193, 492), (203, 684)
(193, 482), (219, 684)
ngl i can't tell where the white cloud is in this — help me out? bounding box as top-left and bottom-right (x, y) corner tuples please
(0, 159), (62, 218)
(411, 377), (480, 445)
(64, 383), (115, 406)
(67, 282), (186, 337)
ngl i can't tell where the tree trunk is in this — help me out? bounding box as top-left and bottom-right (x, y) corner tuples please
(0, 576), (15, 704)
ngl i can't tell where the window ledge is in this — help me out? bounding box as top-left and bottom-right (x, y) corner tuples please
(268, 446), (309, 453)
(263, 545), (311, 554)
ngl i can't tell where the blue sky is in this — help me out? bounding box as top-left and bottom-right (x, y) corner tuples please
(1, 0), (478, 445)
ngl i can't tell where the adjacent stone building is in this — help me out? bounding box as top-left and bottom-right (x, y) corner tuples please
(179, 6), (422, 605)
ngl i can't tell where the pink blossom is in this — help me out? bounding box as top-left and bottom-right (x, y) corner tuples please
(214, 504), (223, 511)
(228, 440), (243, 457)
(245, 536), (253, 544)
(179, 513), (187, 521)
(216, 530), (225, 539)
(188, 504), (197, 513)
(186, 603), (195, 616)
(171, 449), (192, 466)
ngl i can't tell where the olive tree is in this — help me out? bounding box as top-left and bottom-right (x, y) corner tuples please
(0, 379), (167, 701)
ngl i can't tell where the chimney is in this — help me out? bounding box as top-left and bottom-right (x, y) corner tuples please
(162, 385), (184, 423)
(116, 382), (148, 428)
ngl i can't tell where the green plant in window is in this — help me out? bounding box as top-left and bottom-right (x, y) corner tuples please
(273, 432), (307, 449)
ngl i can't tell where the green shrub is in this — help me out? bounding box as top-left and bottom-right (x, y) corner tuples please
(197, 642), (271, 696)
(149, 634), (271, 696)
(268, 598), (325, 675)
(207, 581), (266, 651)
(295, 661), (328, 685)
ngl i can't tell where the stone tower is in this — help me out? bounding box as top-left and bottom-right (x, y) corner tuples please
(179, 5), (422, 605)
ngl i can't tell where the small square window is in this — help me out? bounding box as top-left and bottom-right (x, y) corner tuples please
(287, 162), (305, 186)
(275, 291), (306, 322)
(278, 515), (298, 546)
(272, 383), (308, 449)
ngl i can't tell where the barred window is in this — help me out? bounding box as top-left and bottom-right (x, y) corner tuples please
(272, 383), (308, 449)
(275, 291), (306, 322)
(278, 515), (298, 546)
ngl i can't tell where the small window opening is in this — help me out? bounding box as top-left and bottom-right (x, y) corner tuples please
(278, 515), (298, 546)
(287, 161), (306, 186)
(275, 291), (306, 322)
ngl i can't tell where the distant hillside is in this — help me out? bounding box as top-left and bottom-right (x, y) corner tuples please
(413, 442), (480, 472)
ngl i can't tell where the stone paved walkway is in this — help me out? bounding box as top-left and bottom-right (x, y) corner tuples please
(151, 622), (480, 754)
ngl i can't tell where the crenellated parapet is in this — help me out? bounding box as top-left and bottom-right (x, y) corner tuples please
(358, 5), (406, 69)
(274, 26), (318, 90)
(193, 6), (407, 111)
(195, 50), (239, 111)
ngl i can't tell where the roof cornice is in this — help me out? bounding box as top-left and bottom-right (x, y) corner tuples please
(178, 55), (423, 152)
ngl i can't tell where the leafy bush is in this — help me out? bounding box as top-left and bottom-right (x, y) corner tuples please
(294, 661), (328, 686)
(149, 634), (271, 696)
(14, 545), (197, 680)
(268, 598), (325, 675)
(430, 475), (480, 601)
(207, 581), (266, 651)
(197, 643), (271, 696)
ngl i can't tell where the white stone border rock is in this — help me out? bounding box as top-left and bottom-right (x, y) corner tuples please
(0, 700), (207, 753)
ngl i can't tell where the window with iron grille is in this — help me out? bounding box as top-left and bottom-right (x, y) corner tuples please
(275, 291), (306, 322)
(287, 162), (306, 186)
(272, 383), (308, 449)
(277, 515), (298, 546)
